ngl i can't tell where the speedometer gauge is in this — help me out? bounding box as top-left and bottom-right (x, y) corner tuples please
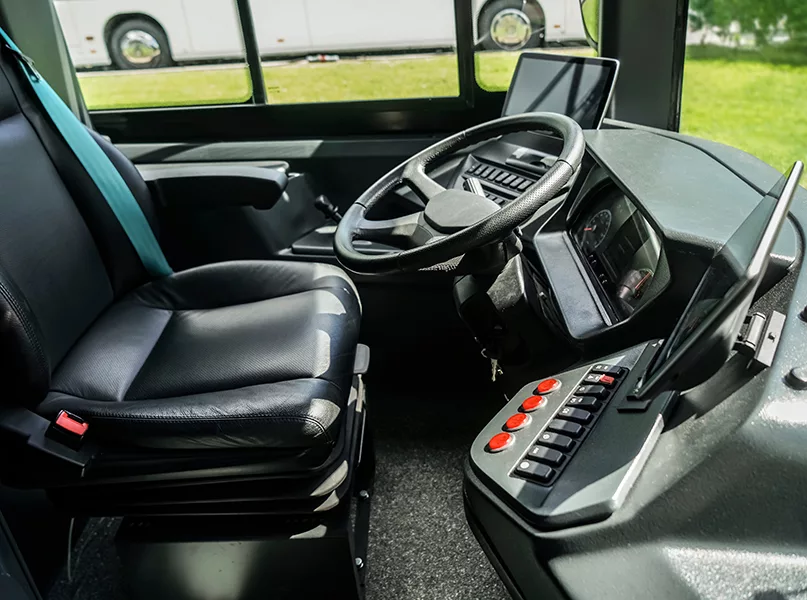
(616, 268), (654, 314)
(581, 209), (612, 253)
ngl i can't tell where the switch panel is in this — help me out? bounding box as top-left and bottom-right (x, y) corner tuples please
(469, 340), (674, 529)
(508, 363), (630, 486)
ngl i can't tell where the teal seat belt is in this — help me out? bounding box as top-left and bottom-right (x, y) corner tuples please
(0, 28), (172, 277)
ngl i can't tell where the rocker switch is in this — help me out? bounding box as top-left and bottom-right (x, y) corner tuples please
(556, 406), (593, 424)
(526, 446), (565, 466)
(575, 385), (609, 399)
(547, 419), (584, 438)
(583, 373), (617, 386)
(514, 460), (554, 483)
(535, 432), (575, 452)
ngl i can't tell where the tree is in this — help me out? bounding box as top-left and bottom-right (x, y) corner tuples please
(691, 0), (807, 44)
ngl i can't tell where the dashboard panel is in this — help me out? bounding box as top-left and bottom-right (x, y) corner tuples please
(460, 121), (807, 600)
(572, 188), (664, 318)
(448, 129), (798, 349)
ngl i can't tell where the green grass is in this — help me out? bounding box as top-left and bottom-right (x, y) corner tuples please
(76, 46), (807, 170)
(75, 50), (590, 108)
(78, 66), (253, 108)
(263, 55), (460, 103)
(77, 55), (462, 108)
(580, 0), (599, 45)
(686, 42), (807, 66)
(475, 48), (595, 91)
(681, 47), (807, 170)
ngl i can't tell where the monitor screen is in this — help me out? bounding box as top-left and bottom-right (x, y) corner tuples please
(637, 162), (803, 399)
(502, 53), (619, 129)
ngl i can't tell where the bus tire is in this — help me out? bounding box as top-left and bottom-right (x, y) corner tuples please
(108, 18), (173, 70)
(478, 0), (545, 51)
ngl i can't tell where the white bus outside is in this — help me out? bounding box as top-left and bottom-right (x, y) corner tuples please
(54, 0), (587, 70)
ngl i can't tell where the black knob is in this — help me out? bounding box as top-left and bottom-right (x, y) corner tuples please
(314, 195), (343, 223)
(786, 366), (807, 390)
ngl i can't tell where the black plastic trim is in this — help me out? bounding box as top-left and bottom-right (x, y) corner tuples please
(463, 493), (527, 600)
(141, 164), (288, 210)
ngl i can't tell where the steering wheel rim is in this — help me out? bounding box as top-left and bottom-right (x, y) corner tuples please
(334, 112), (585, 274)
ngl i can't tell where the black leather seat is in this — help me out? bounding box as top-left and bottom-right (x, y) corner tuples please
(39, 261), (361, 451)
(0, 38), (362, 500)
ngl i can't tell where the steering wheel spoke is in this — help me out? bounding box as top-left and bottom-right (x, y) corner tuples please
(402, 163), (446, 203)
(356, 211), (436, 248)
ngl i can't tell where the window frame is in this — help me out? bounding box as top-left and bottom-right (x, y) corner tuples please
(84, 0), (689, 143)
(90, 0), (500, 143)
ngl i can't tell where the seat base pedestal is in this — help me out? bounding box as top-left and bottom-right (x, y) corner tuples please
(116, 482), (374, 600)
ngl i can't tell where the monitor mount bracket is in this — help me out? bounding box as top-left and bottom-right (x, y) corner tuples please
(734, 310), (785, 370)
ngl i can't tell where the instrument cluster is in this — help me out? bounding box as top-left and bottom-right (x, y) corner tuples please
(572, 189), (664, 317)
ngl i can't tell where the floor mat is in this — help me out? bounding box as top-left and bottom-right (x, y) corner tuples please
(48, 517), (125, 600)
(363, 372), (508, 600)
(364, 441), (508, 600)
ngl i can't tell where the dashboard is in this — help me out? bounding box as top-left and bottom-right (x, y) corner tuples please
(571, 189), (663, 317)
(453, 122), (807, 600)
(447, 128), (800, 350)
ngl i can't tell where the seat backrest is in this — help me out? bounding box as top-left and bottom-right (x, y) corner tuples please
(0, 49), (157, 404)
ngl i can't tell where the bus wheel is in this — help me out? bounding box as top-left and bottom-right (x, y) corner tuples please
(478, 0), (545, 51)
(108, 19), (172, 70)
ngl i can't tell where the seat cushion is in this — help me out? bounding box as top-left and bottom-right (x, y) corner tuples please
(37, 261), (361, 450)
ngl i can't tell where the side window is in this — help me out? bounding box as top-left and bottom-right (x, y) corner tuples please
(251, 0), (460, 103)
(53, 0), (252, 109)
(52, 0), (602, 133)
(52, 0), (463, 109)
(681, 3), (807, 169)
(474, 0), (595, 92)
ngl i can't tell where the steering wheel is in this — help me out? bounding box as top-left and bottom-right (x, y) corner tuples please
(334, 113), (585, 274)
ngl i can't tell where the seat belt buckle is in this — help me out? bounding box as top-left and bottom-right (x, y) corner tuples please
(46, 410), (88, 449)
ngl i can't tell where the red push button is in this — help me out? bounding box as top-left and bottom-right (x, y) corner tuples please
(599, 375), (616, 386)
(521, 395), (546, 412)
(504, 413), (531, 431)
(535, 378), (561, 394)
(55, 411), (88, 436)
(487, 432), (514, 453)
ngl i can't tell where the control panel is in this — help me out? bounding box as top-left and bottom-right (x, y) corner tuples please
(469, 341), (676, 529)
(499, 365), (628, 487)
(457, 158), (537, 205)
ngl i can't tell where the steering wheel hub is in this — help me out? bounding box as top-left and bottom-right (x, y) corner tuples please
(423, 189), (501, 234)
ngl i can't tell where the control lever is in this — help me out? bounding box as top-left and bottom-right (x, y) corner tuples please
(506, 147), (557, 176)
(314, 195), (343, 223)
(464, 177), (486, 197)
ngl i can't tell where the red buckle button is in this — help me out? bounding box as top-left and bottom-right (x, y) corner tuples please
(487, 432), (513, 453)
(535, 378), (561, 394)
(521, 395), (546, 412)
(55, 411), (88, 436)
(504, 413), (531, 432)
